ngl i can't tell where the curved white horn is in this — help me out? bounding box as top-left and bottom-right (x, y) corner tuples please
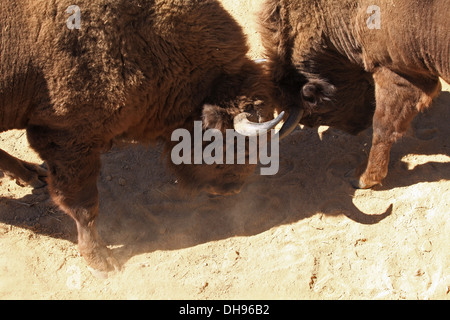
(234, 111), (285, 137)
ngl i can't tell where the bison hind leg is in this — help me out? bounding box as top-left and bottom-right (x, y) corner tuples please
(0, 148), (47, 189)
(354, 68), (440, 189)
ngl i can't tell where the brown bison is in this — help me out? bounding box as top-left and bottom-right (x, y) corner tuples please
(0, 0), (290, 272)
(260, 0), (449, 188)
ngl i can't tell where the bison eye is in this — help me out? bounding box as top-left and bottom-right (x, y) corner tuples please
(302, 85), (318, 102)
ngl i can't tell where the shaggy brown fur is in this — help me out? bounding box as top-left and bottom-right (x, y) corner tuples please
(260, 0), (449, 188)
(0, 0), (276, 272)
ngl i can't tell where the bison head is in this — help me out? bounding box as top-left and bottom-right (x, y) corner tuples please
(270, 74), (376, 137)
(298, 77), (376, 135)
(167, 100), (285, 196)
(165, 61), (290, 196)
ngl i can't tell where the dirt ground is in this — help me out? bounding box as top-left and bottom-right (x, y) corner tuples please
(0, 0), (449, 300)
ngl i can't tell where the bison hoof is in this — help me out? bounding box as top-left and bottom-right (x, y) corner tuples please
(80, 245), (121, 277)
(350, 178), (379, 189)
(347, 168), (381, 189)
(28, 176), (47, 189)
(22, 162), (48, 189)
(350, 179), (364, 189)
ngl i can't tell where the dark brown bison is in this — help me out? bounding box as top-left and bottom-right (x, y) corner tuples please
(260, 0), (449, 188)
(0, 0), (289, 272)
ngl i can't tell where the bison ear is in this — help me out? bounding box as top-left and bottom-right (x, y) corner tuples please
(301, 79), (335, 111)
(202, 104), (234, 132)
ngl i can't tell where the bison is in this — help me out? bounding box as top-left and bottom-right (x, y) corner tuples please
(0, 0), (292, 272)
(260, 0), (449, 188)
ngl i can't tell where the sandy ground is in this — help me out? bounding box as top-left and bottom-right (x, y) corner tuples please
(0, 0), (449, 300)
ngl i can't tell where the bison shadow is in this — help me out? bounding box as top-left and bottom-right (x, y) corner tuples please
(0, 91), (448, 267)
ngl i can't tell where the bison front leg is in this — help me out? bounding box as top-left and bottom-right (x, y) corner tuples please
(47, 154), (119, 273)
(353, 68), (429, 189)
(27, 127), (119, 272)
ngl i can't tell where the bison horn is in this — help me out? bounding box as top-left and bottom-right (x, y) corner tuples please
(276, 107), (304, 140)
(234, 111), (285, 137)
(253, 59), (268, 64)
